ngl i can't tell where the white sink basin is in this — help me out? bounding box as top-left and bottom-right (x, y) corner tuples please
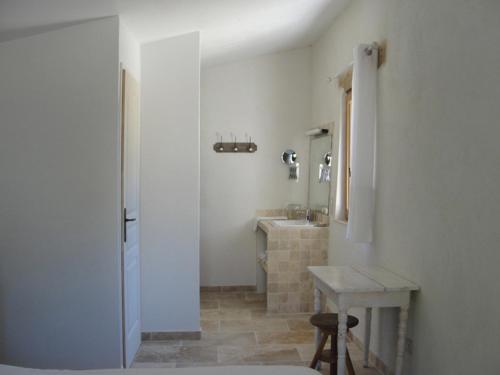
(272, 219), (315, 227)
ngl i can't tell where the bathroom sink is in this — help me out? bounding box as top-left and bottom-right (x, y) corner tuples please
(272, 219), (315, 227)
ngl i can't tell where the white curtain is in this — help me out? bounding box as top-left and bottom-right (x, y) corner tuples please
(346, 44), (378, 243)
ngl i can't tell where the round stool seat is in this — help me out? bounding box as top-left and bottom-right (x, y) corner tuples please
(310, 313), (359, 333)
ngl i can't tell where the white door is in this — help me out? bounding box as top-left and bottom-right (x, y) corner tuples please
(121, 69), (141, 368)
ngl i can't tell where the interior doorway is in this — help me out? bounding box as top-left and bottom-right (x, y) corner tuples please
(120, 68), (141, 368)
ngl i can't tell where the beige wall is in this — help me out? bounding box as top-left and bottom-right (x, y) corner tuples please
(200, 48), (312, 286)
(312, 0), (500, 373)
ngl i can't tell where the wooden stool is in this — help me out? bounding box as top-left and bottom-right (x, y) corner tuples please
(309, 313), (359, 375)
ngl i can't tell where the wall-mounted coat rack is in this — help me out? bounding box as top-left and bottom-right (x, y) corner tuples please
(213, 133), (257, 153)
(213, 142), (258, 153)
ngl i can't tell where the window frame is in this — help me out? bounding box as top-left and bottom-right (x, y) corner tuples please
(344, 89), (352, 221)
(334, 67), (353, 223)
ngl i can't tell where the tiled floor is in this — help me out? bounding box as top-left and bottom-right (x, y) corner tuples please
(133, 290), (380, 374)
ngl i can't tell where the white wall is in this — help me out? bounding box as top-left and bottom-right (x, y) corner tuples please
(312, 0), (500, 374)
(141, 32), (201, 332)
(119, 21), (141, 81)
(0, 17), (122, 369)
(200, 48), (312, 286)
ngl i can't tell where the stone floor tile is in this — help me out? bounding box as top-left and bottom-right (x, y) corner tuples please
(133, 289), (380, 373)
(296, 342), (365, 363)
(260, 361), (310, 367)
(221, 286), (256, 292)
(201, 320), (219, 332)
(181, 332), (257, 347)
(131, 362), (176, 368)
(175, 362), (229, 368)
(140, 340), (182, 347)
(201, 309), (252, 321)
(220, 319), (289, 333)
(218, 345), (301, 364)
(287, 318), (314, 331)
(134, 343), (179, 363)
(135, 345), (217, 365)
(295, 344), (316, 362)
(199, 292), (222, 301)
(346, 342), (365, 361)
(318, 360), (380, 375)
(200, 300), (219, 310)
(219, 299), (266, 310)
(256, 331), (314, 345)
(244, 293), (266, 302)
(175, 346), (218, 364)
(217, 292), (247, 300)
(251, 310), (312, 320)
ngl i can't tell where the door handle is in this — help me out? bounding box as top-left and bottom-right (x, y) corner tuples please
(123, 208), (137, 243)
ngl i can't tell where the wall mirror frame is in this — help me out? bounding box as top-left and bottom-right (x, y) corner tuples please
(307, 134), (333, 214)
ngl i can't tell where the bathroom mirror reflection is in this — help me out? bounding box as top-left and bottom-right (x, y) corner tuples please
(308, 135), (333, 213)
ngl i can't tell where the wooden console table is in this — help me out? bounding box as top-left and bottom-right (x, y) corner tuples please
(308, 266), (419, 375)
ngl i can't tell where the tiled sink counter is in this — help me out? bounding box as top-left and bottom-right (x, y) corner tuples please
(256, 219), (328, 313)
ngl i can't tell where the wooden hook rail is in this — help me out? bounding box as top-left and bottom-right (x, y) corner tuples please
(213, 142), (258, 153)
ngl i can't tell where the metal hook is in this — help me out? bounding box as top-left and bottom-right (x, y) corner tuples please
(248, 136), (254, 152)
(216, 132), (224, 151)
(233, 134), (238, 152)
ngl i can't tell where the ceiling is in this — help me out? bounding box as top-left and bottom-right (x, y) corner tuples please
(0, 0), (349, 66)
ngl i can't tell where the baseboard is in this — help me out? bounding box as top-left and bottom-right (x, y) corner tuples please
(200, 285), (256, 292)
(142, 331), (201, 341)
(348, 331), (392, 375)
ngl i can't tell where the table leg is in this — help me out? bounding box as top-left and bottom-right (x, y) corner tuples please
(364, 307), (372, 367)
(337, 308), (348, 375)
(313, 287), (322, 370)
(314, 287), (322, 345)
(395, 306), (409, 375)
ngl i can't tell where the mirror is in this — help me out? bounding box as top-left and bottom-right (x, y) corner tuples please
(308, 135), (333, 213)
(323, 152), (332, 167)
(281, 149), (297, 165)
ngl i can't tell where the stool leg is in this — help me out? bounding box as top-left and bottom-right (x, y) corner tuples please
(346, 348), (355, 375)
(310, 332), (329, 369)
(364, 308), (372, 368)
(331, 333), (337, 375)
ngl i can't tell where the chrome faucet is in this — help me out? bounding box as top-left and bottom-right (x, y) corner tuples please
(306, 208), (311, 223)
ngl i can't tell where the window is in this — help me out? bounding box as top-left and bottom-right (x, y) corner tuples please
(335, 43), (384, 223)
(344, 89), (352, 220)
(335, 68), (353, 223)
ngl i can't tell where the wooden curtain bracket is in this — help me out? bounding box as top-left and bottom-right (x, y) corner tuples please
(376, 40), (387, 68)
(337, 40), (387, 92)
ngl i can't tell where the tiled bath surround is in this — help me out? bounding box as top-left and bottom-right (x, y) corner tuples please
(255, 209), (329, 224)
(256, 211), (329, 313)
